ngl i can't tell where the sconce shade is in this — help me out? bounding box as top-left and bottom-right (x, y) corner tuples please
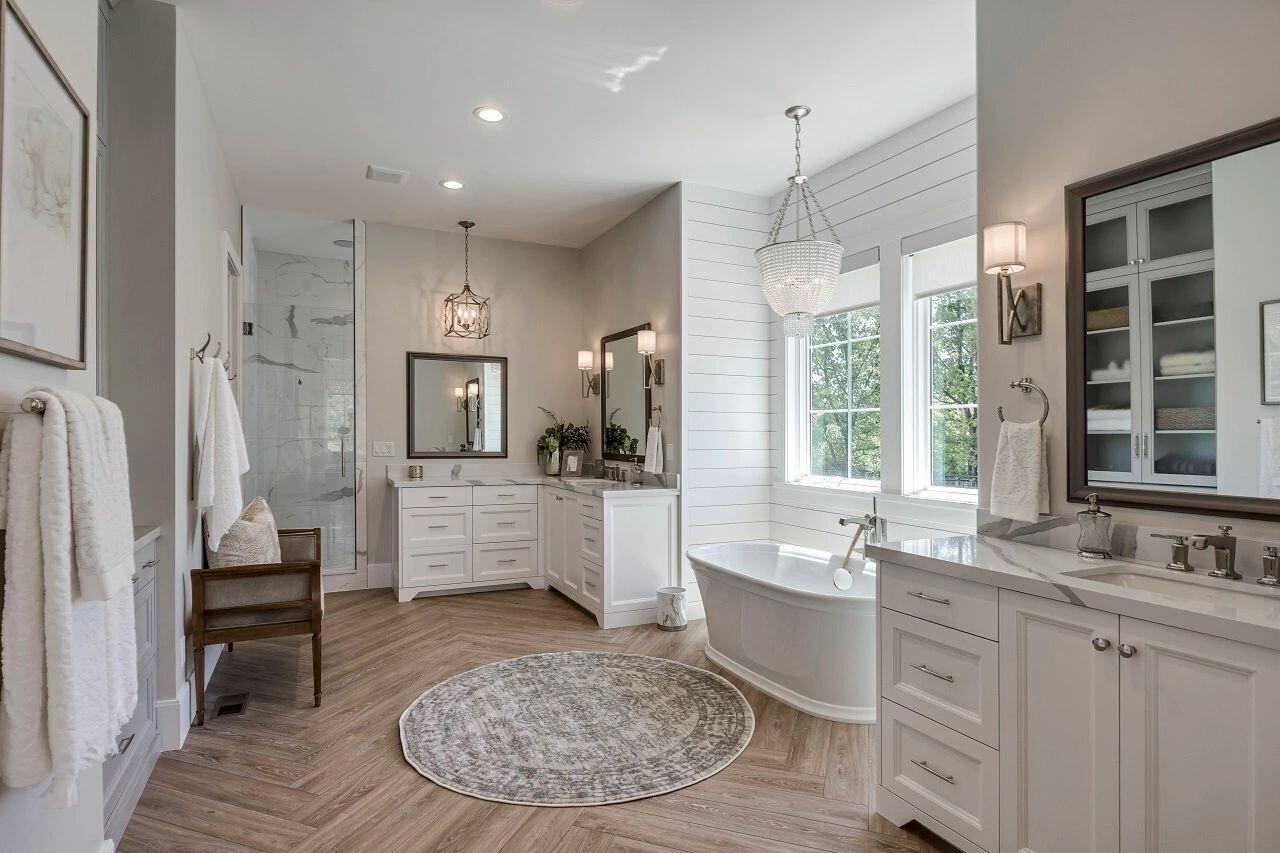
(454, 387), (464, 399)
(983, 221), (1028, 274)
(636, 329), (657, 355)
(577, 350), (594, 370)
(605, 352), (614, 371)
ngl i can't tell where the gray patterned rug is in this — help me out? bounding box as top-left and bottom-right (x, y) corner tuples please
(398, 651), (755, 806)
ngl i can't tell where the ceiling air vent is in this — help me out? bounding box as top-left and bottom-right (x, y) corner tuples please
(366, 164), (410, 185)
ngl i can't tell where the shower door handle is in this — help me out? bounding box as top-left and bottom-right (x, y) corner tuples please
(340, 434), (346, 477)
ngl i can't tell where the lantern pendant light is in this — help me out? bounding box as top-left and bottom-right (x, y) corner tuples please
(442, 220), (491, 339)
(756, 106), (844, 338)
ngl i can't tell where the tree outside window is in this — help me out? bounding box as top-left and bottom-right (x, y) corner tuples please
(809, 304), (880, 483)
(926, 287), (978, 489)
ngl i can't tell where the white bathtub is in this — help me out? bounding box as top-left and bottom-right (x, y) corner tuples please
(687, 542), (877, 723)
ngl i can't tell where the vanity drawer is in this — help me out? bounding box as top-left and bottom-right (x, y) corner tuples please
(133, 578), (156, 670)
(401, 545), (471, 587)
(473, 542), (537, 581)
(473, 504), (538, 543)
(576, 515), (604, 565)
(882, 699), (999, 852)
(881, 609), (999, 747)
(578, 496), (603, 521)
(881, 563), (999, 641)
(580, 559), (603, 606)
(473, 485), (538, 506)
(132, 541), (158, 593)
(402, 506), (471, 547)
(103, 663), (155, 815)
(401, 487), (472, 508)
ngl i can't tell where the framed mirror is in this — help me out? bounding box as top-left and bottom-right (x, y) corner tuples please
(600, 323), (652, 463)
(1066, 115), (1280, 518)
(407, 352), (507, 458)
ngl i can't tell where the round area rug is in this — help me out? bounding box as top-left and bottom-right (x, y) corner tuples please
(399, 651), (755, 806)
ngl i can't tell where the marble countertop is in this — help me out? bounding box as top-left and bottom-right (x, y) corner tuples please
(385, 474), (679, 498)
(867, 535), (1280, 652)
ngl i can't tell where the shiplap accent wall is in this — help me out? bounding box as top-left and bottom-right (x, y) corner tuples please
(679, 183), (778, 598)
(769, 97), (980, 552)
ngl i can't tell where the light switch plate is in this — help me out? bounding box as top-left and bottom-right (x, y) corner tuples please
(372, 441), (395, 457)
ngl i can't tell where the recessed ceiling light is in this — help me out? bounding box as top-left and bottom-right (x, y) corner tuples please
(472, 106), (506, 123)
(439, 180), (465, 190)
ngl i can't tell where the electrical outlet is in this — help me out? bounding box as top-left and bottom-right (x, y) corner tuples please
(372, 441), (395, 457)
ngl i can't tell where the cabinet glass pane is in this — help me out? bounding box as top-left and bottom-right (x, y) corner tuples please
(1088, 433), (1133, 475)
(1085, 216), (1130, 273)
(1148, 194), (1213, 261)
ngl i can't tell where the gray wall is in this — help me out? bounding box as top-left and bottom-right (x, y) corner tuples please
(976, 0), (1280, 538)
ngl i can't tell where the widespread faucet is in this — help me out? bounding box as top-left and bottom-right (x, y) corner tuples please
(1191, 525), (1241, 580)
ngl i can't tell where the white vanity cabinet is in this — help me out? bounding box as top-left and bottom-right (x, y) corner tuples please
(541, 484), (678, 629)
(875, 558), (1280, 853)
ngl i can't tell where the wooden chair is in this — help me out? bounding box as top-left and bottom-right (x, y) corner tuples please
(191, 528), (323, 726)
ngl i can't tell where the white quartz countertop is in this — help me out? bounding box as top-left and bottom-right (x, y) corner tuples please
(133, 525), (161, 549)
(867, 535), (1280, 653)
(385, 474), (678, 498)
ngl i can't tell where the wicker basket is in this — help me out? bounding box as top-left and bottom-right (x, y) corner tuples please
(1154, 407), (1215, 431)
(1086, 306), (1129, 331)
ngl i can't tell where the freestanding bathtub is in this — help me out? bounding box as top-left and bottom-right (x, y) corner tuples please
(687, 542), (876, 723)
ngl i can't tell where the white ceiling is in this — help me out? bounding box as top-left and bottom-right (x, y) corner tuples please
(179, 0), (974, 248)
(246, 207), (354, 260)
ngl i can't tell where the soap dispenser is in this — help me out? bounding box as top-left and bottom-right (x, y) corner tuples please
(1077, 493), (1113, 560)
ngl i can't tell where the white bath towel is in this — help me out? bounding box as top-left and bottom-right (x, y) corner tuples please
(0, 399), (137, 805)
(643, 425), (663, 474)
(196, 359), (250, 552)
(989, 420), (1049, 523)
(1262, 418), (1280, 498)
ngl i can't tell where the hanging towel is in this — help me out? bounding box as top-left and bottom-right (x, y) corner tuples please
(643, 425), (664, 474)
(989, 420), (1049, 523)
(196, 359), (250, 552)
(1262, 418), (1280, 498)
(0, 396), (137, 805)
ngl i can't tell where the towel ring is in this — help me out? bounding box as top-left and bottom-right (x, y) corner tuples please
(650, 405), (662, 429)
(996, 377), (1049, 427)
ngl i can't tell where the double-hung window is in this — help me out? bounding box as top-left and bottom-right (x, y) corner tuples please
(809, 303), (881, 484)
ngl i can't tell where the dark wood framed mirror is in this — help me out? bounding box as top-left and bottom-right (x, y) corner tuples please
(600, 323), (652, 463)
(406, 352), (508, 458)
(1065, 114), (1280, 519)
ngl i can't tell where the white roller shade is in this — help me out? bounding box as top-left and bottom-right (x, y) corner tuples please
(909, 233), (978, 298)
(826, 262), (880, 313)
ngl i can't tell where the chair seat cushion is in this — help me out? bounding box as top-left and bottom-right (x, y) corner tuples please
(207, 497), (281, 568)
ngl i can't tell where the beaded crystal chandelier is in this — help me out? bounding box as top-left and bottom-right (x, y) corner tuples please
(756, 106), (843, 338)
(442, 221), (491, 339)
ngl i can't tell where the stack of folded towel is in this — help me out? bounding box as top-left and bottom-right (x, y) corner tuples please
(1087, 406), (1132, 431)
(1158, 350), (1215, 376)
(1090, 359), (1130, 382)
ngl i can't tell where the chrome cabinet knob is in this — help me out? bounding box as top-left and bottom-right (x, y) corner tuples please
(1118, 643), (1137, 658)
(1092, 637), (1111, 652)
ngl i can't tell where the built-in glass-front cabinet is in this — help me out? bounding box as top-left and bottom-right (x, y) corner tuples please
(1084, 165), (1217, 490)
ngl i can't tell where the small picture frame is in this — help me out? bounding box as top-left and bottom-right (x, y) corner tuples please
(560, 449), (586, 478)
(1263, 300), (1280, 405)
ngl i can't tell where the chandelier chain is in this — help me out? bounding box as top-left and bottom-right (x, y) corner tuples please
(763, 112), (841, 246)
(464, 226), (470, 287)
(793, 116), (803, 178)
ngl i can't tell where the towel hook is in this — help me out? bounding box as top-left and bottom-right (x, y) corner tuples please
(211, 341), (222, 360)
(190, 332), (212, 362)
(996, 377), (1049, 427)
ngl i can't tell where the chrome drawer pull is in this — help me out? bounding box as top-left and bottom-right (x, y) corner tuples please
(428, 563), (449, 568)
(497, 493), (516, 497)
(117, 733), (135, 754)
(497, 559), (517, 564)
(498, 521), (517, 526)
(907, 591), (951, 605)
(141, 559), (158, 569)
(911, 758), (954, 784)
(428, 496), (448, 499)
(428, 525), (448, 530)
(584, 537), (596, 543)
(910, 663), (955, 683)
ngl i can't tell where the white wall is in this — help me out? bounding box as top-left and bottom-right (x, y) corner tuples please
(580, 184), (682, 468)
(1213, 144), (1280, 494)
(678, 183), (776, 593)
(977, 0), (1280, 539)
(0, 0), (105, 849)
(364, 222), (585, 567)
(765, 99), (979, 552)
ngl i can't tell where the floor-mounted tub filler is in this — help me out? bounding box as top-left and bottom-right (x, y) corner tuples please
(687, 542), (876, 723)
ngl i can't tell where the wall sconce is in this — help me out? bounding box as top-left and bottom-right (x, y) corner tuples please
(578, 350), (600, 397)
(637, 329), (664, 389)
(454, 386), (465, 412)
(605, 352), (614, 372)
(984, 221), (1042, 345)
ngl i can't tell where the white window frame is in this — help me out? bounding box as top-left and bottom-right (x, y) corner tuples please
(909, 282), (979, 499)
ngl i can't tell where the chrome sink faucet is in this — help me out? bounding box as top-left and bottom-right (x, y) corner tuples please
(1191, 525), (1241, 580)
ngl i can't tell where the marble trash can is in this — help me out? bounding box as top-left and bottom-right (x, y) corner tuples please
(656, 586), (688, 632)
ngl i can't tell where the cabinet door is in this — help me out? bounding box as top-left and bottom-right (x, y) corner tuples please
(1119, 617), (1280, 853)
(561, 494), (582, 593)
(1135, 183), (1214, 274)
(1085, 274), (1143, 485)
(1085, 206), (1138, 283)
(1000, 590), (1120, 853)
(543, 491), (565, 584)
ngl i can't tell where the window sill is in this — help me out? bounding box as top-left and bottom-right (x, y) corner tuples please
(907, 488), (979, 506)
(786, 476), (881, 494)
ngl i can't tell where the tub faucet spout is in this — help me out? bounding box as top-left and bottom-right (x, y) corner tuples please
(838, 514), (878, 568)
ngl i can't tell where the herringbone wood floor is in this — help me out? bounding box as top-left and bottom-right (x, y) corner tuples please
(119, 587), (955, 853)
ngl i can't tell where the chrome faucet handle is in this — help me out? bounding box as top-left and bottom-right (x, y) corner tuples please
(1152, 534), (1193, 572)
(1219, 524), (1234, 537)
(1260, 546), (1280, 587)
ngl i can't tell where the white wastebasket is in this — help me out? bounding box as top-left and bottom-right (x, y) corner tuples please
(656, 586), (688, 632)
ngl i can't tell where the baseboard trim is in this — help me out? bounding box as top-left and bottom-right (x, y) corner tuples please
(368, 561), (393, 589)
(160, 642), (224, 750)
(874, 785), (986, 853)
(703, 642), (875, 723)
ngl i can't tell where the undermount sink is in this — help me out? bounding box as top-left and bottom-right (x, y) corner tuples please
(1065, 564), (1280, 614)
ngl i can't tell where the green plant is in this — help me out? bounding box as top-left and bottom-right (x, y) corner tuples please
(537, 407), (591, 455)
(604, 408), (639, 455)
